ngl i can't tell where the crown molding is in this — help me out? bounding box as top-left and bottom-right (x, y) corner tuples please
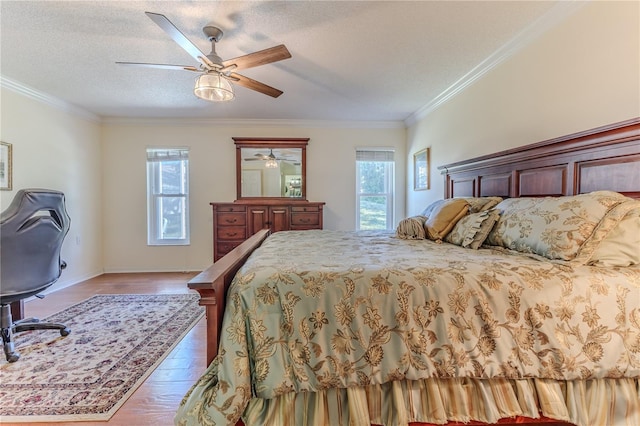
(1, 75), (403, 129)
(0, 75), (101, 123)
(404, 1), (586, 127)
(100, 117), (406, 129)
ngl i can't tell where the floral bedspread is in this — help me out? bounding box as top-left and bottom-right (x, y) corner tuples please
(176, 230), (640, 425)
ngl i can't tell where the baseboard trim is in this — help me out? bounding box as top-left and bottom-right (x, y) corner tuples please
(101, 268), (203, 274)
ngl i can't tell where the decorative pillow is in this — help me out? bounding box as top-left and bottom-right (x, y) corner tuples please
(421, 197), (502, 217)
(420, 199), (446, 217)
(424, 199), (469, 241)
(460, 197), (504, 213)
(486, 191), (632, 262)
(396, 215), (427, 240)
(445, 209), (501, 249)
(583, 205), (640, 267)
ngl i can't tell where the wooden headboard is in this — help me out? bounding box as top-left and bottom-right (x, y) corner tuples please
(439, 117), (640, 200)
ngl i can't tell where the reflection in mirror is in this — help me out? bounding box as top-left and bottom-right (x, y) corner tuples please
(240, 148), (303, 197)
(234, 138), (308, 200)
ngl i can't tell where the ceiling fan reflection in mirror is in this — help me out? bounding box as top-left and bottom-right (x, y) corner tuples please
(116, 12), (291, 102)
(243, 149), (300, 168)
(244, 149), (298, 160)
(245, 149), (279, 161)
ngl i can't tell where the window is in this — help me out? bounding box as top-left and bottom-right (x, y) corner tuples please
(146, 148), (190, 245)
(356, 148), (395, 230)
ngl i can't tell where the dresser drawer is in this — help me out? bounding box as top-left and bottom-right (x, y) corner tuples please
(216, 212), (246, 226)
(215, 205), (247, 213)
(291, 212), (320, 227)
(291, 206), (319, 213)
(217, 241), (243, 257)
(216, 226), (246, 240)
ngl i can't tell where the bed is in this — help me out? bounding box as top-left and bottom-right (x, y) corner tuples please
(178, 118), (640, 426)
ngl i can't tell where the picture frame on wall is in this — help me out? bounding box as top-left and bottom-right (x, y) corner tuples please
(0, 141), (12, 191)
(413, 147), (429, 190)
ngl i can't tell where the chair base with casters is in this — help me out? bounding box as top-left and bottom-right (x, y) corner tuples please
(1, 303), (71, 363)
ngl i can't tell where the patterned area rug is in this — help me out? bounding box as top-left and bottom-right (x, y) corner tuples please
(0, 294), (204, 422)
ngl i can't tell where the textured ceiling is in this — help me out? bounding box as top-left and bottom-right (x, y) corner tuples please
(0, 1), (570, 122)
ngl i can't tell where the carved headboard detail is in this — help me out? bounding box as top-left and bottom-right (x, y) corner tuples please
(439, 118), (640, 200)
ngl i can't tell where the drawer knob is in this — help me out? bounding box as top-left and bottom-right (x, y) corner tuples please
(301, 218), (310, 223)
(226, 218), (237, 223)
(228, 232), (237, 237)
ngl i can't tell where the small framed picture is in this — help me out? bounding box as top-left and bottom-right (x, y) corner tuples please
(413, 148), (429, 191)
(0, 141), (12, 191)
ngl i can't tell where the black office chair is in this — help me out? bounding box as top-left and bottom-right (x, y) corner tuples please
(1, 189), (71, 362)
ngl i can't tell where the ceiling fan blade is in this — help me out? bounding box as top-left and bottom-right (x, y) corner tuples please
(230, 73), (283, 98)
(116, 62), (200, 72)
(222, 45), (291, 71)
(144, 12), (214, 68)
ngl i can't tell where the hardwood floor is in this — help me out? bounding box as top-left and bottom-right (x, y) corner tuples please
(2, 272), (207, 426)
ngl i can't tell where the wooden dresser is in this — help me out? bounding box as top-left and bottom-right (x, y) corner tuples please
(212, 200), (325, 261)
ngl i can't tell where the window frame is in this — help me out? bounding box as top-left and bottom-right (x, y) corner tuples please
(146, 147), (190, 246)
(355, 148), (395, 231)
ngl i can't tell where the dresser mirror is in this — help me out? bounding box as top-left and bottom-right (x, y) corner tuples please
(234, 137), (308, 200)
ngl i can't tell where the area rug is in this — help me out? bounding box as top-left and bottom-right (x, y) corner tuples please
(0, 293), (204, 422)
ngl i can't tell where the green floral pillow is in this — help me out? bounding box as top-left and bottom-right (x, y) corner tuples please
(486, 191), (633, 262)
(577, 202), (640, 266)
(445, 209), (501, 249)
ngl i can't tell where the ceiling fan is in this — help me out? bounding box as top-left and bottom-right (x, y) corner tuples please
(244, 149), (291, 162)
(116, 12), (291, 101)
(244, 149), (282, 168)
(243, 149), (300, 168)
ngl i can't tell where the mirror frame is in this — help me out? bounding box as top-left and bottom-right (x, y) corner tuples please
(234, 137), (309, 201)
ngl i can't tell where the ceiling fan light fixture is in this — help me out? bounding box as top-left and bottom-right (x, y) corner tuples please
(194, 73), (234, 102)
(265, 158), (279, 168)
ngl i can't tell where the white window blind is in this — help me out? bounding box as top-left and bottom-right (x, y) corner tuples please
(146, 149), (189, 162)
(355, 149), (395, 162)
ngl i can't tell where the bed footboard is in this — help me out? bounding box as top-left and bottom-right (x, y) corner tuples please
(188, 229), (270, 364)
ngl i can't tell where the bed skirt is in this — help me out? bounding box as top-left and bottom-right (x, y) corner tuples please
(239, 377), (639, 426)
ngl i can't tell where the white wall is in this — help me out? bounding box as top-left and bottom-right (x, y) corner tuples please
(101, 121), (405, 272)
(406, 1), (640, 215)
(0, 88), (103, 291)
